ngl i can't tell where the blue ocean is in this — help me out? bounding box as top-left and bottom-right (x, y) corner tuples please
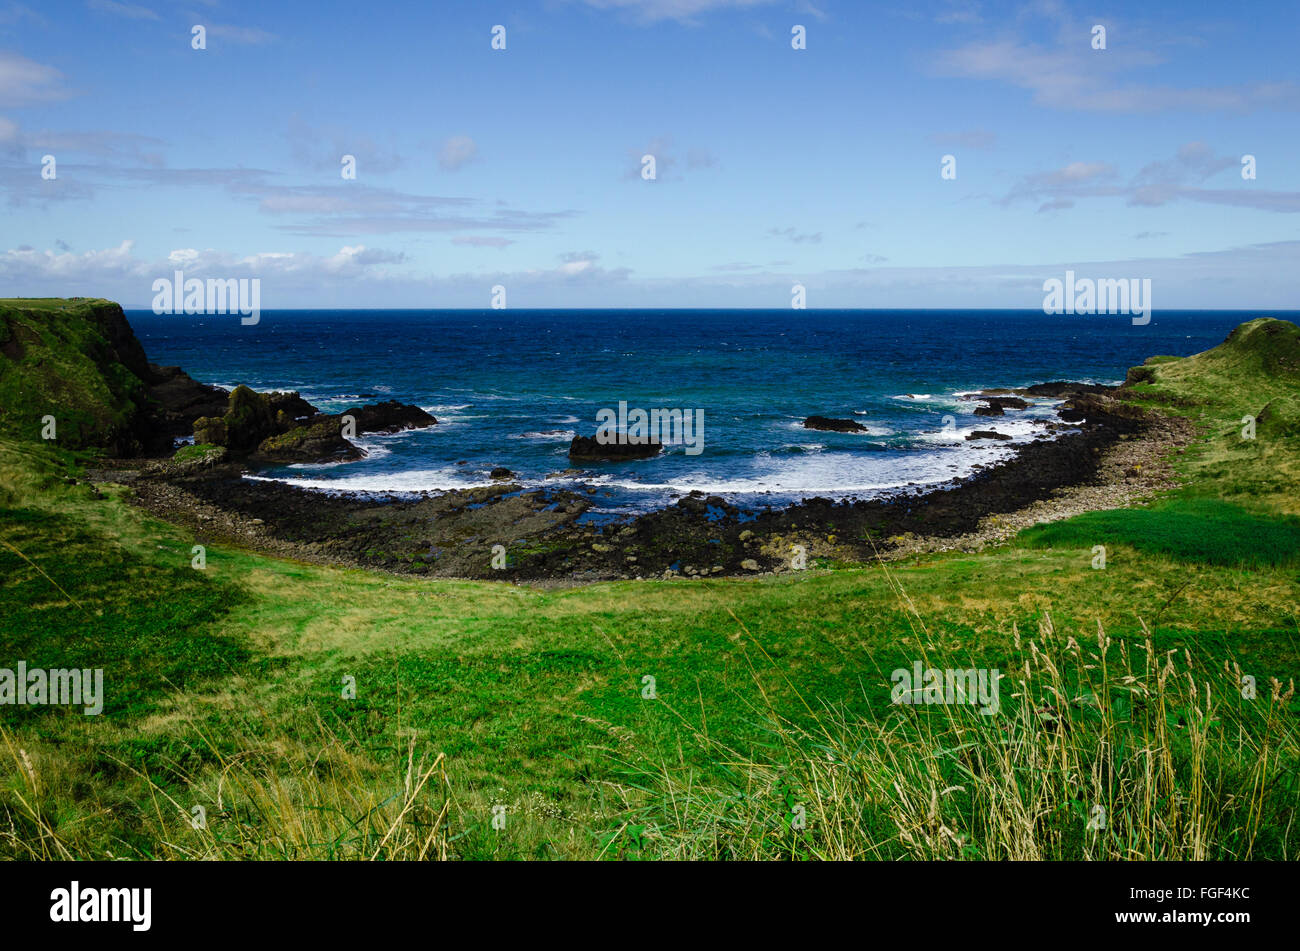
(127, 309), (1280, 514)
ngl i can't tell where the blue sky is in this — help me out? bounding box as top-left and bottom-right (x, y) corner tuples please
(2, 0), (1297, 308)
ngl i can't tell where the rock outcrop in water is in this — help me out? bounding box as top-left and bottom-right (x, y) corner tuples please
(193, 387), (443, 463)
(569, 434), (661, 461)
(197, 385), (279, 451)
(1022, 381), (1114, 398)
(254, 417), (365, 463)
(987, 396), (1030, 410)
(339, 400), (437, 434)
(266, 391), (319, 428)
(803, 415), (867, 433)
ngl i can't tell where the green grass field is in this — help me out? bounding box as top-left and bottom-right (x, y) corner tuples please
(1, 312), (1297, 860)
(1017, 498), (1300, 569)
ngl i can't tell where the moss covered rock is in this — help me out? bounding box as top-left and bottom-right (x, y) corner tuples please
(222, 385), (277, 451)
(254, 418), (365, 463)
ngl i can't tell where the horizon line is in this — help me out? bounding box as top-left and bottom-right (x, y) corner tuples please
(110, 306), (1300, 313)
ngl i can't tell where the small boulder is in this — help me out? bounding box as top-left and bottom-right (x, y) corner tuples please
(192, 415), (228, 447)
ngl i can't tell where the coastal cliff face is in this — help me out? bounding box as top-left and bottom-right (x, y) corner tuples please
(0, 297), (240, 456)
(0, 298), (435, 463)
(0, 298), (160, 455)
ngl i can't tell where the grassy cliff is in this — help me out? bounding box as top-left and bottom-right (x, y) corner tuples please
(1123, 317), (1300, 512)
(0, 298), (162, 455)
(1, 303), (1296, 860)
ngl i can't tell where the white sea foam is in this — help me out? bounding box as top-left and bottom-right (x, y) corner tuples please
(246, 467), (496, 492)
(783, 419), (892, 437)
(511, 430), (576, 440)
(247, 436), (1024, 500)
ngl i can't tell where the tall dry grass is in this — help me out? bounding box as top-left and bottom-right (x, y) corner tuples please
(609, 611), (1298, 860)
(1, 713), (453, 860)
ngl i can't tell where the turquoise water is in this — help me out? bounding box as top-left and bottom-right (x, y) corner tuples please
(128, 308), (1275, 513)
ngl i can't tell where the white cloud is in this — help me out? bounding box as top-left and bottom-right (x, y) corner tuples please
(575, 0), (777, 25)
(87, 0), (159, 21)
(933, 25), (1300, 114)
(0, 241), (406, 296)
(5, 237), (1298, 310)
(452, 236), (514, 248)
(438, 135), (479, 172)
(285, 116), (403, 174)
(768, 226), (822, 244)
(2, 239), (146, 279)
(204, 22), (276, 45)
(1, 120), (167, 163)
(1000, 145), (1299, 214)
(0, 52), (69, 107)
(623, 135), (717, 181)
(929, 129), (998, 150)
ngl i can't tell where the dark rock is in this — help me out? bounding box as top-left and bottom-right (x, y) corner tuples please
(1061, 393), (1150, 425)
(569, 434), (661, 462)
(339, 400), (437, 434)
(254, 418), (365, 463)
(1123, 365), (1157, 387)
(962, 392), (1030, 410)
(677, 494), (707, 514)
(803, 415), (867, 433)
(1023, 381), (1115, 398)
(266, 391), (321, 428)
(973, 403), (1004, 417)
(966, 430), (1012, 441)
(222, 385), (279, 451)
(490, 467), (515, 480)
(145, 364), (230, 441)
(192, 415), (228, 447)
(986, 396), (1029, 411)
(92, 300), (151, 381)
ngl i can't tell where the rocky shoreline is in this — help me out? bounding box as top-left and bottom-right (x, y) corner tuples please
(91, 373), (1194, 586)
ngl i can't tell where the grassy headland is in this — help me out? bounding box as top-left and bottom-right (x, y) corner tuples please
(1, 302), (1296, 860)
